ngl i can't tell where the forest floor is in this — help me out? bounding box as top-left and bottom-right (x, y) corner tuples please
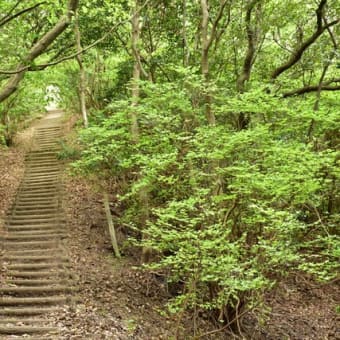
(0, 113), (339, 339)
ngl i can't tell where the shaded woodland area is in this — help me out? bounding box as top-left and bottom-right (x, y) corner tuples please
(0, 0), (339, 338)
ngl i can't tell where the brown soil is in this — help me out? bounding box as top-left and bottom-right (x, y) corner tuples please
(243, 276), (339, 339)
(59, 173), (339, 340)
(1, 115), (339, 339)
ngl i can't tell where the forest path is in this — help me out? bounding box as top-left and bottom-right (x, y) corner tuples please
(0, 110), (74, 339)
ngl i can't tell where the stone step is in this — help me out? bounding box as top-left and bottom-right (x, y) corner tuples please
(6, 270), (67, 278)
(24, 173), (59, 179)
(26, 162), (59, 168)
(3, 255), (68, 262)
(8, 213), (61, 219)
(6, 226), (64, 232)
(0, 306), (59, 316)
(13, 202), (58, 208)
(25, 159), (57, 164)
(17, 191), (59, 198)
(22, 179), (59, 185)
(6, 222), (61, 228)
(7, 263), (70, 271)
(0, 285), (72, 295)
(0, 318), (47, 323)
(13, 205), (58, 211)
(0, 296), (67, 306)
(16, 193), (59, 200)
(4, 240), (59, 249)
(16, 198), (57, 204)
(5, 248), (62, 255)
(4, 234), (66, 243)
(26, 165), (59, 170)
(8, 218), (62, 225)
(6, 279), (68, 286)
(19, 185), (58, 191)
(5, 229), (64, 236)
(12, 209), (59, 216)
(0, 325), (58, 335)
(25, 168), (59, 174)
(21, 180), (58, 186)
(8, 211), (63, 220)
(28, 150), (57, 155)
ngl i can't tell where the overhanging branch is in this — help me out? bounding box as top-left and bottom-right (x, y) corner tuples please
(271, 0), (339, 80)
(0, 0), (79, 103)
(283, 78), (340, 97)
(0, 0), (151, 76)
(0, 2), (46, 28)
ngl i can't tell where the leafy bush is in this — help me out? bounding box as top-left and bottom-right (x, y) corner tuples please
(73, 79), (339, 329)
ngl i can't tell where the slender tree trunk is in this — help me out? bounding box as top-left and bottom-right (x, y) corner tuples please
(182, 0), (190, 67)
(200, 0), (215, 125)
(131, 0), (151, 263)
(131, 2), (141, 142)
(200, 0), (228, 125)
(74, 16), (88, 128)
(235, 0), (260, 130)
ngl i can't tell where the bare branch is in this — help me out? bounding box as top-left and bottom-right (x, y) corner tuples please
(323, 16), (338, 49)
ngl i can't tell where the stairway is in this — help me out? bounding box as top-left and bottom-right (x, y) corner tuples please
(0, 111), (73, 339)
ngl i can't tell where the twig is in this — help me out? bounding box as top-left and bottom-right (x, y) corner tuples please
(198, 305), (255, 338)
(223, 197), (238, 226)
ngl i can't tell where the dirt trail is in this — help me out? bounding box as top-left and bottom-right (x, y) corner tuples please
(0, 110), (74, 339)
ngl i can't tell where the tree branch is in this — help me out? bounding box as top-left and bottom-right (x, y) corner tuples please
(0, 0), (21, 23)
(282, 78), (340, 97)
(0, 0), (79, 103)
(0, 0), (152, 76)
(0, 2), (46, 28)
(323, 16), (338, 49)
(208, 0), (229, 50)
(213, 6), (231, 51)
(271, 0), (339, 80)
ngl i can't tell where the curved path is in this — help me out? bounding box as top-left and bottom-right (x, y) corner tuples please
(0, 111), (73, 339)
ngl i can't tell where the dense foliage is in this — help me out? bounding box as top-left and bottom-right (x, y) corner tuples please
(1, 0), (339, 336)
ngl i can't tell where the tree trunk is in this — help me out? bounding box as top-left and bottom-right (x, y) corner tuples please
(74, 16), (88, 128)
(182, 0), (190, 67)
(200, 0), (216, 126)
(235, 0), (260, 130)
(131, 0), (151, 263)
(131, 1), (141, 142)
